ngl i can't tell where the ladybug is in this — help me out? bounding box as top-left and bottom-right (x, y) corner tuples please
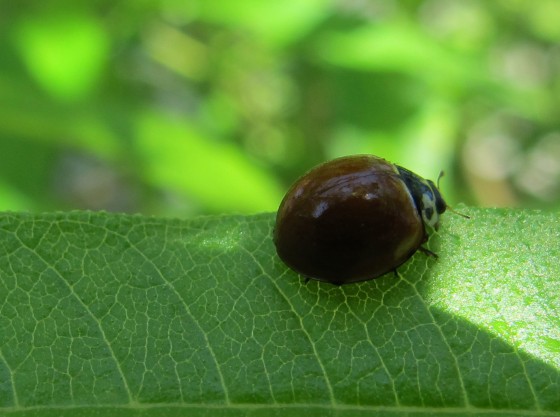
(273, 154), (466, 285)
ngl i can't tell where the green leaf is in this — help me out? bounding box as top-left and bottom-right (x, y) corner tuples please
(135, 111), (284, 213)
(314, 23), (551, 120)
(195, 0), (329, 47)
(0, 208), (559, 416)
(13, 11), (109, 102)
(314, 23), (484, 89)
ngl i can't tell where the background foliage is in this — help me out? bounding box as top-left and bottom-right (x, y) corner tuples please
(2, 1), (560, 216)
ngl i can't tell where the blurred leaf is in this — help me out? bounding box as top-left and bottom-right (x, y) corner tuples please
(135, 111), (284, 213)
(13, 11), (109, 101)
(0, 108), (123, 161)
(0, 138), (55, 209)
(529, 0), (560, 41)
(315, 23), (554, 120)
(315, 23), (486, 92)
(0, 181), (34, 211)
(195, 0), (329, 46)
(0, 208), (559, 416)
(142, 23), (209, 81)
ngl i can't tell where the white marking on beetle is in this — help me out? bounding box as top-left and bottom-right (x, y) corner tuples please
(422, 192), (439, 228)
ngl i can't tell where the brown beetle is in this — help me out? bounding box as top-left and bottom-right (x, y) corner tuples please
(274, 155), (454, 285)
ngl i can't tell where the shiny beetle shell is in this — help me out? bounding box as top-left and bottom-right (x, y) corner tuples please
(273, 155), (447, 285)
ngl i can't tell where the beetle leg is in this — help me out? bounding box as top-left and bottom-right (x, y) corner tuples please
(418, 246), (438, 258)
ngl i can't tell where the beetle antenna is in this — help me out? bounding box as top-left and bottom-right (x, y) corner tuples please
(437, 170), (470, 218)
(437, 170), (445, 189)
(447, 205), (470, 219)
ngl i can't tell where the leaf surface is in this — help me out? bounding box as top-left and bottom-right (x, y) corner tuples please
(0, 209), (558, 416)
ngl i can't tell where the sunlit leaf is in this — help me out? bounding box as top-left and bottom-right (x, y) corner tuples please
(13, 12), (109, 101)
(135, 111), (284, 213)
(195, 0), (329, 46)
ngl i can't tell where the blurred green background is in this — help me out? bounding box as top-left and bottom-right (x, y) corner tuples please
(2, 1), (560, 216)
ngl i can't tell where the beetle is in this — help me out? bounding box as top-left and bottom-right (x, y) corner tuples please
(273, 154), (467, 285)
